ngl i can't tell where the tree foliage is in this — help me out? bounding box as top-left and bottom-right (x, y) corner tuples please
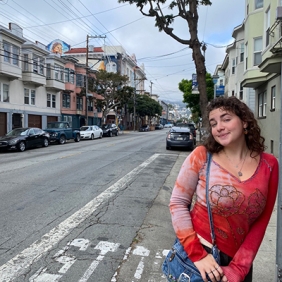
(117, 0), (212, 127)
(128, 94), (162, 123)
(179, 72), (214, 122)
(88, 70), (134, 122)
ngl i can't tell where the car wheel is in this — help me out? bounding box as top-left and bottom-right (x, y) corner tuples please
(109, 131), (112, 137)
(74, 133), (80, 142)
(58, 135), (66, 144)
(99, 133), (102, 139)
(166, 146), (171, 150)
(91, 134), (94, 140)
(43, 138), (49, 147)
(115, 130), (118, 136)
(18, 141), (26, 152)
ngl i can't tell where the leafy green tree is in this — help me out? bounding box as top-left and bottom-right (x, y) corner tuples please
(88, 70), (134, 122)
(128, 95), (162, 124)
(117, 0), (212, 127)
(179, 72), (214, 123)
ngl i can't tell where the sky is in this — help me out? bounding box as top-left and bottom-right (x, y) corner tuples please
(0, 0), (245, 102)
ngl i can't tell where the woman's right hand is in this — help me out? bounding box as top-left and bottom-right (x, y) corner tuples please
(194, 254), (228, 282)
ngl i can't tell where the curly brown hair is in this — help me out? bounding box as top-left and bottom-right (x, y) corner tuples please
(203, 96), (265, 155)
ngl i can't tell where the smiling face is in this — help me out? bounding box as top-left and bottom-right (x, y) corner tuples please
(209, 107), (247, 148)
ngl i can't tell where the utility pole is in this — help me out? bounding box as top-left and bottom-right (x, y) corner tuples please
(85, 34), (106, 125)
(133, 68), (137, 131)
(149, 81), (153, 96)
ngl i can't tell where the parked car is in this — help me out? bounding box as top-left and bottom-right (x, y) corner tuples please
(44, 121), (80, 144)
(164, 123), (173, 128)
(139, 124), (150, 132)
(166, 126), (194, 151)
(80, 125), (103, 140)
(0, 127), (50, 152)
(155, 124), (164, 130)
(175, 123), (197, 144)
(101, 123), (119, 137)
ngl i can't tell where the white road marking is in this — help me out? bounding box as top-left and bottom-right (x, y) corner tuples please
(132, 246), (150, 257)
(0, 154), (159, 281)
(68, 238), (90, 251)
(134, 257), (145, 279)
(29, 267), (62, 282)
(78, 241), (120, 282)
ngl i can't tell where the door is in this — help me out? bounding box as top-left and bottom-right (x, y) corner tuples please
(28, 115), (41, 128)
(47, 116), (58, 123)
(26, 128), (38, 148)
(0, 113), (6, 137)
(12, 113), (22, 129)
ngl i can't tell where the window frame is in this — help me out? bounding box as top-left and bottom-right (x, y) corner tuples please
(3, 41), (11, 63)
(255, 0), (263, 9)
(24, 88), (36, 105)
(76, 96), (83, 111)
(253, 37), (262, 66)
(270, 85), (276, 111)
(258, 91), (267, 118)
(62, 93), (71, 108)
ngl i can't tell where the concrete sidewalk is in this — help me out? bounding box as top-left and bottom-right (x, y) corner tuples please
(115, 152), (278, 281)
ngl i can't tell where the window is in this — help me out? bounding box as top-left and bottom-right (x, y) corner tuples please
(258, 91), (266, 117)
(232, 59), (236, 74)
(62, 93), (70, 108)
(245, 42), (248, 70)
(54, 65), (64, 81)
(271, 86), (276, 111)
(77, 97), (83, 110)
(0, 84), (9, 102)
(3, 41), (11, 63)
(23, 54), (29, 71)
(33, 54), (38, 73)
(254, 37), (262, 66)
(76, 74), (85, 87)
(12, 45), (19, 66)
(239, 84), (243, 100)
(47, 93), (56, 108)
(24, 88), (36, 105)
(255, 0), (263, 9)
(63, 116), (72, 128)
(46, 64), (51, 79)
(39, 58), (44, 75)
(240, 43), (244, 62)
(88, 100), (93, 112)
(31, 90), (35, 105)
(65, 68), (75, 84)
(265, 8), (270, 47)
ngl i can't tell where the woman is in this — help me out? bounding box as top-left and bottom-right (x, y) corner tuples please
(170, 96), (279, 282)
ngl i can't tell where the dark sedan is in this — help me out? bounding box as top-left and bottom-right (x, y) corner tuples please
(166, 126), (194, 151)
(101, 123), (119, 137)
(139, 124), (150, 132)
(0, 127), (50, 152)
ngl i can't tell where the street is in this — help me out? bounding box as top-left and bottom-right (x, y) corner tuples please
(0, 129), (190, 282)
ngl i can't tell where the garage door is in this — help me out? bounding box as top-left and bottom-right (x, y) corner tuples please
(28, 114), (41, 128)
(47, 116), (58, 123)
(0, 113), (7, 136)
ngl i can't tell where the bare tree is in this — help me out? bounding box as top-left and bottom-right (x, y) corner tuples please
(118, 0), (212, 127)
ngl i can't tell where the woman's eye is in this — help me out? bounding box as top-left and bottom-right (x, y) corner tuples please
(210, 123), (216, 128)
(223, 118), (231, 122)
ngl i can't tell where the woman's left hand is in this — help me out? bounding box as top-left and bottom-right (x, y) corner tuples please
(194, 254), (227, 282)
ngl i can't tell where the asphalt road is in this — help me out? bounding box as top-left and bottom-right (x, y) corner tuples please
(0, 129), (191, 282)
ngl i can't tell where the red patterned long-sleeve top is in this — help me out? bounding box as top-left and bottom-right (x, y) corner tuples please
(170, 145), (279, 282)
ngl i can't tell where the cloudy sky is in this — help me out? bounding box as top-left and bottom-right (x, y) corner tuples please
(0, 0), (245, 102)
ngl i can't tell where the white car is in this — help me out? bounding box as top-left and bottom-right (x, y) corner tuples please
(164, 124), (173, 128)
(80, 125), (103, 140)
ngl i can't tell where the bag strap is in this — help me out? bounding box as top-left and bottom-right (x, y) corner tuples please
(205, 152), (216, 246)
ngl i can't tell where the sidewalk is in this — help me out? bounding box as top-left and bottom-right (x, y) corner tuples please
(115, 152), (277, 281)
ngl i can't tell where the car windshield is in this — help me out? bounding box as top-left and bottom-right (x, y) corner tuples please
(80, 126), (90, 131)
(141, 125), (148, 128)
(6, 128), (29, 136)
(47, 123), (64, 129)
(102, 124), (110, 129)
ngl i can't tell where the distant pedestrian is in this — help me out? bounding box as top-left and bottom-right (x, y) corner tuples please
(169, 96), (279, 281)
